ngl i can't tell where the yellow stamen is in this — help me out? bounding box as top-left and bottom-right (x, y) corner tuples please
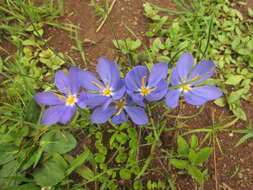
(92, 80), (113, 96)
(91, 81), (104, 90)
(64, 88), (72, 95)
(115, 99), (126, 115)
(191, 74), (200, 82)
(180, 85), (192, 92)
(65, 95), (77, 106)
(139, 87), (157, 96)
(139, 76), (156, 96)
(54, 93), (66, 102)
(141, 76), (146, 88)
(103, 88), (113, 96)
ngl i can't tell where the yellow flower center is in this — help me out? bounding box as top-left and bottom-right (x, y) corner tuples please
(180, 85), (192, 92)
(102, 88), (113, 96)
(139, 76), (156, 96)
(113, 99), (126, 116)
(92, 81), (113, 96)
(139, 87), (156, 96)
(65, 95), (77, 106)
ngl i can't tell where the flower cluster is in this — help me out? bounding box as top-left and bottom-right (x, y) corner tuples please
(34, 53), (222, 126)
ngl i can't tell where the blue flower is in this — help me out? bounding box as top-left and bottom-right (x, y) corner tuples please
(78, 57), (125, 109)
(166, 52), (223, 108)
(125, 62), (168, 106)
(34, 67), (87, 125)
(91, 96), (148, 125)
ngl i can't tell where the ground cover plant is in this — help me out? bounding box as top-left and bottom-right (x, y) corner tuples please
(0, 0), (253, 189)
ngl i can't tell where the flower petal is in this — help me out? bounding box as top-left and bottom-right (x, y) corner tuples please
(184, 91), (207, 106)
(55, 70), (71, 95)
(176, 52), (194, 80)
(86, 92), (110, 109)
(102, 98), (112, 110)
(112, 79), (126, 100)
(127, 90), (145, 107)
(34, 92), (63, 105)
(170, 67), (181, 86)
(42, 105), (66, 125)
(191, 85), (222, 100)
(188, 61), (215, 85)
(148, 62), (168, 87)
(125, 106), (148, 125)
(59, 106), (76, 125)
(77, 91), (88, 109)
(146, 79), (168, 101)
(111, 110), (127, 124)
(125, 66), (148, 91)
(79, 70), (105, 92)
(91, 106), (116, 124)
(166, 89), (180, 108)
(69, 66), (81, 95)
(96, 57), (121, 90)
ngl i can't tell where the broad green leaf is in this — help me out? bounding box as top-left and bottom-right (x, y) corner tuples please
(188, 149), (197, 164)
(194, 147), (213, 166)
(119, 168), (131, 180)
(66, 147), (91, 175)
(188, 166), (204, 186)
(177, 136), (189, 156)
(116, 132), (128, 144)
(0, 152), (15, 165)
(248, 8), (253, 18)
(170, 159), (189, 169)
(33, 155), (66, 186)
(214, 98), (225, 107)
(232, 107), (247, 121)
(5, 184), (40, 190)
(94, 153), (106, 163)
(40, 130), (77, 154)
(190, 135), (198, 149)
(225, 75), (243, 86)
(76, 166), (94, 180)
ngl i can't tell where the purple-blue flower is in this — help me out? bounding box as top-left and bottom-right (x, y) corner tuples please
(34, 67), (87, 125)
(91, 96), (148, 125)
(78, 57), (125, 109)
(166, 52), (222, 108)
(125, 62), (168, 106)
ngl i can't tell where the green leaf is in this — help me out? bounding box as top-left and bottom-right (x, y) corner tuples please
(188, 149), (197, 164)
(214, 98), (225, 107)
(248, 8), (253, 18)
(188, 166), (204, 186)
(232, 107), (247, 121)
(177, 136), (189, 156)
(194, 147), (213, 166)
(133, 181), (143, 190)
(66, 146), (91, 175)
(235, 132), (253, 147)
(225, 75), (243, 86)
(190, 135), (198, 149)
(33, 154), (66, 186)
(40, 130), (77, 154)
(4, 184), (40, 190)
(170, 159), (189, 169)
(116, 132), (128, 144)
(119, 168), (131, 180)
(76, 165), (94, 180)
(95, 153), (106, 163)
